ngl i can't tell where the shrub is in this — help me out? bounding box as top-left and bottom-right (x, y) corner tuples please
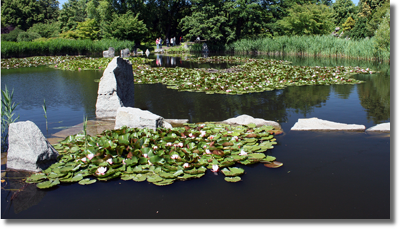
(17, 32), (42, 42)
(1, 27), (24, 41)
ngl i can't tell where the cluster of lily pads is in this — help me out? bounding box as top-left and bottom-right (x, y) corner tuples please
(1, 56), (84, 69)
(132, 56), (376, 94)
(26, 123), (283, 189)
(48, 56), (153, 71)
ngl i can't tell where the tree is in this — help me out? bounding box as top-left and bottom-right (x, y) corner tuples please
(179, 0), (234, 44)
(58, 0), (87, 32)
(277, 3), (335, 36)
(75, 18), (100, 40)
(1, 0), (60, 30)
(103, 11), (148, 44)
(373, 9), (390, 56)
(332, 0), (356, 26)
(342, 17), (355, 34)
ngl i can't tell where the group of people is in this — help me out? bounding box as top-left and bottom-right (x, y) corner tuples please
(156, 36), (184, 49)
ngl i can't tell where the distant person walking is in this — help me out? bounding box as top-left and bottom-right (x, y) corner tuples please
(166, 38), (169, 47)
(170, 37), (174, 47)
(159, 37), (162, 48)
(173, 37), (176, 46)
(156, 38), (159, 49)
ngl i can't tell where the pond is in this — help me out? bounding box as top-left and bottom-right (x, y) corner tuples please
(1, 54), (390, 219)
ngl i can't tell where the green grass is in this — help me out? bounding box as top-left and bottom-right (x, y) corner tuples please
(228, 35), (389, 61)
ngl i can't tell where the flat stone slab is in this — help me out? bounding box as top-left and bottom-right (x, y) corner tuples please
(114, 107), (170, 130)
(366, 122), (390, 132)
(291, 117), (365, 131)
(221, 114), (281, 130)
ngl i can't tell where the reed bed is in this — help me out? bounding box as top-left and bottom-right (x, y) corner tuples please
(228, 35), (389, 61)
(1, 39), (137, 58)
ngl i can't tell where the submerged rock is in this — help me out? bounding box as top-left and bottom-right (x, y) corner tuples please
(115, 107), (171, 130)
(7, 121), (59, 172)
(366, 123), (390, 132)
(291, 117), (365, 131)
(95, 57), (135, 118)
(221, 114), (281, 129)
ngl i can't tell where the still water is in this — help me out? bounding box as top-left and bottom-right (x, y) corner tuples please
(1, 54), (390, 219)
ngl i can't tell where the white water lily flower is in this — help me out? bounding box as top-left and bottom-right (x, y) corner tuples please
(239, 149), (247, 156)
(96, 167), (107, 176)
(211, 164), (219, 172)
(205, 149), (212, 154)
(153, 145), (158, 150)
(107, 158), (113, 164)
(81, 157), (87, 162)
(87, 153), (94, 160)
(183, 163), (190, 168)
(171, 154), (180, 159)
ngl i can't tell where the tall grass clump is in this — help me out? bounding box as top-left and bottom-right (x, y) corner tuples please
(1, 38), (137, 58)
(1, 86), (20, 152)
(228, 35), (387, 61)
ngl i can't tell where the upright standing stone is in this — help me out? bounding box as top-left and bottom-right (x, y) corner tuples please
(120, 48), (130, 58)
(7, 121), (59, 172)
(96, 57), (135, 118)
(103, 47), (115, 58)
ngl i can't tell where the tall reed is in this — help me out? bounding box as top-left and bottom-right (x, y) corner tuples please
(1, 38), (137, 58)
(1, 85), (19, 152)
(228, 35), (388, 61)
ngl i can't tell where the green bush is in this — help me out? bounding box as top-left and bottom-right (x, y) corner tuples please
(1, 27), (24, 42)
(17, 32), (42, 42)
(27, 21), (61, 38)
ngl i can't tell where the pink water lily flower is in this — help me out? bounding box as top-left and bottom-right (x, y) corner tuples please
(171, 154), (180, 159)
(200, 131), (206, 137)
(166, 142), (173, 147)
(87, 153), (94, 160)
(239, 149), (247, 156)
(81, 157), (87, 162)
(205, 149), (212, 154)
(211, 164), (219, 172)
(96, 167), (107, 175)
(107, 158), (113, 164)
(183, 163), (190, 168)
(143, 154), (149, 158)
(153, 145), (158, 150)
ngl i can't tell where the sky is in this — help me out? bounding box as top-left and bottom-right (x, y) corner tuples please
(57, 0), (360, 9)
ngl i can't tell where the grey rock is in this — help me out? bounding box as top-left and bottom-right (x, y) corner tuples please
(115, 107), (166, 130)
(221, 114), (281, 129)
(96, 57), (135, 118)
(120, 48), (130, 58)
(291, 117), (365, 131)
(366, 122), (390, 132)
(7, 121), (59, 172)
(103, 47), (115, 58)
(164, 119), (189, 126)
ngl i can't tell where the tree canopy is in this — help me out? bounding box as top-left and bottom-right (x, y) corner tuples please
(0, 0), (391, 45)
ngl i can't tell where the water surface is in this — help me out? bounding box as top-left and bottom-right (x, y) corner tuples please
(1, 54), (390, 219)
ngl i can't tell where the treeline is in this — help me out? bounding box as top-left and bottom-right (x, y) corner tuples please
(1, 0), (390, 59)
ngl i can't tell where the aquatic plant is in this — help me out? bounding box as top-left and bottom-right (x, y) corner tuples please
(133, 56), (375, 94)
(1, 86), (19, 152)
(1, 55), (85, 69)
(43, 99), (48, 131)
(26, 123), (283, 188)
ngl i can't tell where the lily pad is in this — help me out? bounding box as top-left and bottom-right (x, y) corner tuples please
(78, 178), (97, 185)
(264, 161), (284, 168)
(36, 179), (60, 189)
(224, 176), (241, 182)
(221, 167), (245, 177)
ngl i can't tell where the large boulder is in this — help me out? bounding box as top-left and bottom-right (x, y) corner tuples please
(95, 57), (135, 118)
(115, 107), (172, 130)
(291, 117), (365, 131)
(7, 121), (59, 172)
(221, 114), (281, 129)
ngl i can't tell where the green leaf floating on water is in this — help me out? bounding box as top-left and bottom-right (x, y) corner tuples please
(37, 178), (60, 189)
(224, 176), (241, 182)
(221, 167), (245, 177)
(78, 178), (97, 185)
